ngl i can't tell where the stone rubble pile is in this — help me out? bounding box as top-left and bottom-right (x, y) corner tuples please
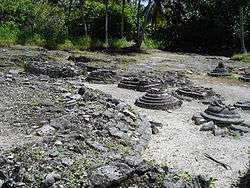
(25, 61), (86, 78)
(0, 80), (210, 187)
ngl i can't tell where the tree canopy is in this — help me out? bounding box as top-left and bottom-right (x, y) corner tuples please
(0, 0), (249, 55)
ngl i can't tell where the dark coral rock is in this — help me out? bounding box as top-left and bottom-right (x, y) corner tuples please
(88, 163), (133, 188)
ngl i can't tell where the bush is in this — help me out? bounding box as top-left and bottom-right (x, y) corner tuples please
(58, 39), (76, 51)
(72, 36), (92, 50)
(142, 36), (164, 49)
(0, 21), (20, 45)
(109, 38), (131, 48)
(25, 33), (46, 46)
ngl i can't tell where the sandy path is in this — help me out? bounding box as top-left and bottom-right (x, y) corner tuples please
(85, 82), (250, 188)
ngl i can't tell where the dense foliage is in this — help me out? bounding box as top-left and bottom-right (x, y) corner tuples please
(0, 0), (249, 55)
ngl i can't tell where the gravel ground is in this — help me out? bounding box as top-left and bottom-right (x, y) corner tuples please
(85, 80), (250, 188)
(1, 46), (249, 187)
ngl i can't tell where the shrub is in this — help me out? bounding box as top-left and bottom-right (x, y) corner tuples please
(109, 38), (131, 48)
(58, 39), (76, 51)
(72, 36), (92, 50)
(0, 21), (20, 45)
(142, 36), (164, 49)
(25, 33), (46, 46)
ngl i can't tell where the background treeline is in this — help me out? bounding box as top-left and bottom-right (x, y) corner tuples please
(0, 0), (249, 55)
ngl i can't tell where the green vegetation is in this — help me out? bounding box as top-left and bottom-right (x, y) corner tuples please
(0, 21), (20, 45)
(0, 0), (249, 55)
(232, 53), (250, 63)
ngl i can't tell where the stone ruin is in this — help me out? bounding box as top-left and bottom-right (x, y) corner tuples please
(148, 70), (192, 87)
(119, 70), (193, 91)
(234, 101), (250, 110)
(176, 85), (218, 100)
(25, 61), (86, 78)
(201, 100), (244, 125)
(135, 88), (182, 110)
(118, 77), (162, 92)
(192, 100), (249, 136)
(208, 62), (230, 77)
(85, 69), (120, 84)
(239, 67), (250, 82)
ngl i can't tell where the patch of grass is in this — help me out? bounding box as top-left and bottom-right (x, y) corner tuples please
(109, 38), (131, 48)
(228, 74), (238, 80)
(231, 53), (250, 63)
(31, 147), (45, 161)
(58, 39), (77, 51)
(65, 158), (90, 188)
(142, 36), (164, 49)
(173, 171), (193, 182)
(155, 168), (166, 186)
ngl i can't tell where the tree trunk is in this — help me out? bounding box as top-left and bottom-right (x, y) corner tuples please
(105, 0), (109, 47)
(136, 0), (152, 47)
(121, 0), (126, 38)
(136, 0), (141, 44)
(240, 7), (247, 53)
(80, 0), (87, 36)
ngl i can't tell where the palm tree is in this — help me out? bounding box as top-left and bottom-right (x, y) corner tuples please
(105, 0), (109, 47)
(120, 0), (132, 38)
(79, 0), (88, 36)
(121, 0), (126, 38)
(136, 0), (142, 45)
(135, 0), (163, 48)
(240, 6), (247, 53)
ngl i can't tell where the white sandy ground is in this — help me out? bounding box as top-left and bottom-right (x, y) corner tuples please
(85, 80), (250, 188)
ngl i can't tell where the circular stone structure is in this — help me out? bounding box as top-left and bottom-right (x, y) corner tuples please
(239, 74), (250, 82)
(234, 101), (250, 110)
(239, 67), (250, 82)
(86, 69), (119, 84)
(135, 88), (182, 110)
(118, 77), (162, 92)
(208, 62), (230, 77)
(176, 86), (216, 99)
(201, 100), (244, 125)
